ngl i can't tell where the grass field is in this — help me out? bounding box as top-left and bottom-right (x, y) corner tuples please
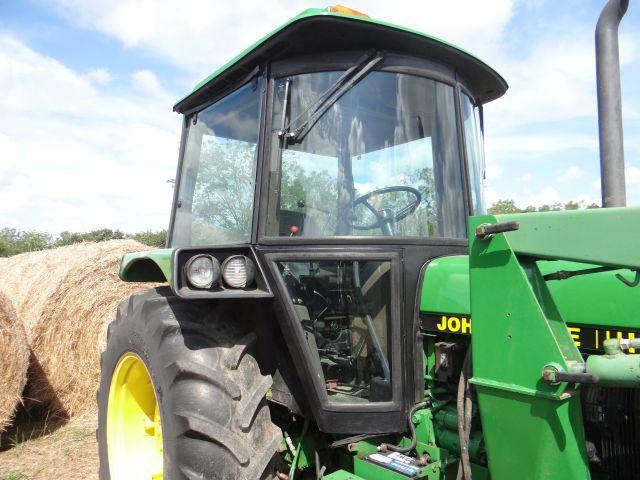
(0, 412), (97, 480)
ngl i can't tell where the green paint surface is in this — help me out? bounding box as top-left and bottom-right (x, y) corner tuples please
(496, 207), (640, 269)
(421, 256), (640, 330)
(323, 470), (366, 480)
(119, 248), (173, 284)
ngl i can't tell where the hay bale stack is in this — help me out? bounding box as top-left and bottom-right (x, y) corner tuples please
(28, 240), (157, 416)
(0, 291), (29, 432)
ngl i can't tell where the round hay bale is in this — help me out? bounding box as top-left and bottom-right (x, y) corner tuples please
(0, 291), (29, 432)
(0, 243), (108, 342)
(29, 240), (158, 416)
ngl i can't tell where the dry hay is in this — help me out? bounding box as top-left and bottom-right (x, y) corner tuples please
(0, 243), (108, 343)
(25, 239), (158, 417)
(0, 291), (29, 432)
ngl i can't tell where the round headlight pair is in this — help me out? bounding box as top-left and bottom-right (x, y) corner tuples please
(185, 254), (255, 289)
(185, 255), (220, 289)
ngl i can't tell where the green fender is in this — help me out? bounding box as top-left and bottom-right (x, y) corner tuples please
(119, 248), (173, 284)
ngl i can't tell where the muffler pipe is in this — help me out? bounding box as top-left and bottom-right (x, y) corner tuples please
(596, 0), (629, 207)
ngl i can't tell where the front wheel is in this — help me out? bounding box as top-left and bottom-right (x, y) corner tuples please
(97, 288), (282, 480)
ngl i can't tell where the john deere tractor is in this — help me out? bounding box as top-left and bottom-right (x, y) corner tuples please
(98, 2), (640, 479)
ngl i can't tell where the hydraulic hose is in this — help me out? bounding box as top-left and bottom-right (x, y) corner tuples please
(288, 418), (310, 480)
(385, 401), (428, 454)
(456, 347), (473, 480)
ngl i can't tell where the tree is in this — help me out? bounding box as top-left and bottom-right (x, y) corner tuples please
(488, 199), (522, 214)
(128, 230), (167, 248)
(0, 228), (51, 257)
(190, 138), (257, 244)
(0, 228), (168, 257)
(55, 229), (125, 246)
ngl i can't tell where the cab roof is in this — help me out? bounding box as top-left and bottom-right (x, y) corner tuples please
(173, 6), (508, 113)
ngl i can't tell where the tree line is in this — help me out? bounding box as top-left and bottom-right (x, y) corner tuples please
(487, 199), (600, 215)
(0, 199), (599, 257)
(0, 228), (167, 257)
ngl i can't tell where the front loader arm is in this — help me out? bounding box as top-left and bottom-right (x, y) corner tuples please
(468, 207), (640, 480)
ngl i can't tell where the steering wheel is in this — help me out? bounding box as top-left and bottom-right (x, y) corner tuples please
(350, 186), (422, 234)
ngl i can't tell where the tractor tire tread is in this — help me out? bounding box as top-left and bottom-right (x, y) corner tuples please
(98, 287), (280, 480)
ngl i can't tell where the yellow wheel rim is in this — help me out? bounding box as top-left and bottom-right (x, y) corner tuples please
(107, 353), (164, 480)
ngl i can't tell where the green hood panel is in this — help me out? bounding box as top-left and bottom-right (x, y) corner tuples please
(421, 255), (640, 330)
(119, 249), (174, 284)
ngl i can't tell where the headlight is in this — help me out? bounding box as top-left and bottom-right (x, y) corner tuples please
(221, 255), (255, 288)
(185, 255), (220, 289)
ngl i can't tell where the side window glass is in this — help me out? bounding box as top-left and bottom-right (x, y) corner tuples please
(461, 93), (486, 214)
(172, 80), (263, 246)
(277, 260), (392, 403)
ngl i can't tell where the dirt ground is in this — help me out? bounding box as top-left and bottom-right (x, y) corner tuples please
(0, 413), (98, 480)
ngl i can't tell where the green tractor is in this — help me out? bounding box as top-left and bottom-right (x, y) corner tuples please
(98, 2), (640, 479)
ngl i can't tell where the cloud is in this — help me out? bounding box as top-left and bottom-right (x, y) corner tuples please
(46, 0), (515, 78)
(486, 161), (503, 179)
(576, 193), (598, 206)
(521, 186), (559, 207)
(131, 69), (165, 97)
(558, 166), (585, 182)
(486, 133), (598, 156)
(487, 20), (638, 130)
(484, 186), (500, 207)
(84, 68), (114, 85)
(0, 34), (180, 233)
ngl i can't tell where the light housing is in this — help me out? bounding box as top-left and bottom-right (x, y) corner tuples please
(221, 255), (256, 288)
(184, 254), (220, 289)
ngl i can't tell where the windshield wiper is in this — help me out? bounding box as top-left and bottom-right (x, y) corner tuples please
(278, 49), (384, 145)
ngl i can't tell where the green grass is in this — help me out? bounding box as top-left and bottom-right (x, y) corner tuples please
(1, 472), (29, 480)
(3, 410), (54, 450)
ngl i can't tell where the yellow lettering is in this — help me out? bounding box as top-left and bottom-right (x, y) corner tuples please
(448, 316), (461, 332)
(461, 317), (472, 334)
(436, 316), (448, 331)
(568, 327), (581, 347)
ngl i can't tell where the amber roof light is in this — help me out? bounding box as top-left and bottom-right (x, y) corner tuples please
(328, 5), (370, 18)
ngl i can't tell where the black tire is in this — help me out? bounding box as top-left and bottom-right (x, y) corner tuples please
(97, 287), (282, 480)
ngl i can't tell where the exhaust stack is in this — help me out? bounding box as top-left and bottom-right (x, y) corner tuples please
(596, 0), (629, 207)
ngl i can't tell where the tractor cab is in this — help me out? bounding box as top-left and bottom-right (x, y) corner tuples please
(163, 6), (507, 435)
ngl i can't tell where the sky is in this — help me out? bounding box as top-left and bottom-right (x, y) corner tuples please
(0, 0), (639, 234)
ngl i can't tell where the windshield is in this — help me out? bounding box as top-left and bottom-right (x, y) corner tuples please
(171, 79), (263, 247)
(266, 70), (466, 238)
